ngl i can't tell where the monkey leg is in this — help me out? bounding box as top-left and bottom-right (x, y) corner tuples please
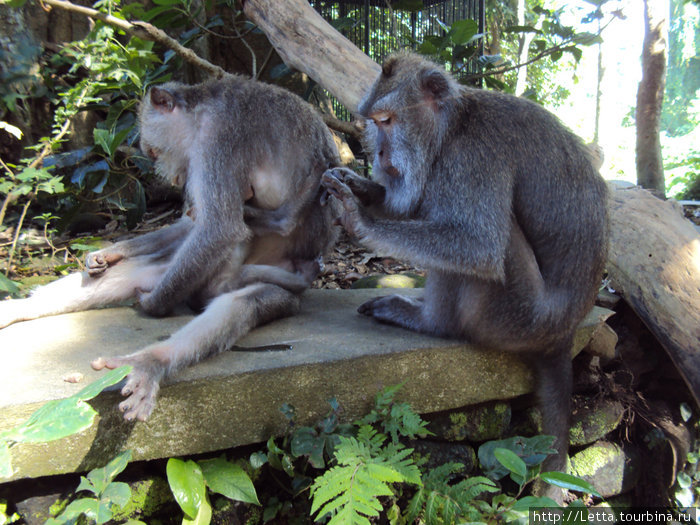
(236, 259), (320, 294)
(0, 257), (171, 329)
(86, 217), (193, 275)
(91, 282), (300, 421)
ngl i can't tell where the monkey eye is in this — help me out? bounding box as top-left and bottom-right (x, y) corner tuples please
(371, 112), (393, 126)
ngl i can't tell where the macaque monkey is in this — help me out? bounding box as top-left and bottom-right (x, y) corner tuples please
(322, 52), (609, 475)
(0, 76), (339, 421)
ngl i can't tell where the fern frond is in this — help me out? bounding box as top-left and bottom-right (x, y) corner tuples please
(309, 465), (353, 515)
(453, 476), (499, 501)
(310, 429), (421, 524)
(404, 488), (426, 523)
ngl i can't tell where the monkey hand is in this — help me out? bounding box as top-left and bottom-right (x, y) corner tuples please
(92, 351), (165, 421)
(321, 171), (366, 238)
(324, 167), (386, 207)
(137, 288), (172, 317)
(86, 250), (124, 276)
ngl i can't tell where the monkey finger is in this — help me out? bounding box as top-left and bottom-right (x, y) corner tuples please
(91, 357), (109, 370)
(320, 172), (347, 194)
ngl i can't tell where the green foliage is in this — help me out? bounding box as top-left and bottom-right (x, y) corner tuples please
(667, 154), (700, 198)
(0, 500), (20, 525)
(166, 456), (259, 525)
(309, 425), (422, 524)
(478, 435), (557, 480)
(46, 450), (138, 525)
(673, 403), (700, 510)
(0, 366), (131, 479)
(357, 383), (432, 443)
(416, 18), (483, 75)
(404, 463), (499, 524)
(662, 0), (699, 137)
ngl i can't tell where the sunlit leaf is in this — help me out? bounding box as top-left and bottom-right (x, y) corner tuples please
(540, 471), (601, 497)
(167, 458), (206, 519)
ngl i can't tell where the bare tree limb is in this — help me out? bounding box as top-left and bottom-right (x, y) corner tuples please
(321, 114), (363, 142)
(40, 0), (231, 80)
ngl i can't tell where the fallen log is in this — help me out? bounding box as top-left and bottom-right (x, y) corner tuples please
(243, 1), (700, 403)
(243, 0), (379, 113)
(607, 185), (700, 404)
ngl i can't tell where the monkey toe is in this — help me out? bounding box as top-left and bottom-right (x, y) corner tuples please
(91, 357), (107, 370)
(358, 296), (386, 316)
(91, 356), (124, 370)
(119, 384), (157, 422)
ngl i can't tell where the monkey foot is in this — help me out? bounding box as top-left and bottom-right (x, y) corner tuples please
(321, 172), (363, 237)
(358, 294), (424, 330)
(92, 353), (163, 421)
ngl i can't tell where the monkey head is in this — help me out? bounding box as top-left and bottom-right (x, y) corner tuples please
(357, 52), (462, 216)
(139, 83), (191, 188)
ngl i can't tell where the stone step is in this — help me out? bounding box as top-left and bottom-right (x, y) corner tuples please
(0, 289), (611, 480)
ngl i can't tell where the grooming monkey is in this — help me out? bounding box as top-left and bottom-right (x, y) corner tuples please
(0, 76), (340, 421)
(322, 52), (609, 474)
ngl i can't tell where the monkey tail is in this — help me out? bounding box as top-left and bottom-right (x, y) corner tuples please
(534, 337), (573, 473)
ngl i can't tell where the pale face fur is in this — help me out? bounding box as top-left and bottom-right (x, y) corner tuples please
(139, 93), (192, 188)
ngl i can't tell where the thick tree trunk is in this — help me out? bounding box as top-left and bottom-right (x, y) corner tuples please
(607, 185), (700, 404)
(242, 0), (379, 114)
(635, 0), (668, 196)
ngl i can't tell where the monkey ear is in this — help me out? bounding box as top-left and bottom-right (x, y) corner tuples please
(382, 56), (398, 77)
(420, 69), (452, 104)
(150, 87), (177, 113)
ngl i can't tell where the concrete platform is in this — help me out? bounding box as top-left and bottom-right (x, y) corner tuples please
(0, 289), (611, 480)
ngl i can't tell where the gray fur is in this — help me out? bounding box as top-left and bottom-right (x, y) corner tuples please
(0, 75), (340, 421)
(322, 52), (609, 476)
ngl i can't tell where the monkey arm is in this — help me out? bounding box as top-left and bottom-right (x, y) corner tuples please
(137, 214), (251, 316)
(86, 217), (194, 275)
(323, 171), (510, 281)
(360, 218), (508, 280)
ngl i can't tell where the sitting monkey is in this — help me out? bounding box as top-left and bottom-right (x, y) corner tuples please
(0, 76), (340, 421)
(321, 52), (609, 477)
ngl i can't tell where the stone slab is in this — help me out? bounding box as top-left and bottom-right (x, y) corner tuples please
(0, 289), (611, 480)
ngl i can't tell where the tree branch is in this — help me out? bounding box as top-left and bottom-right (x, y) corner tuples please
(40, 0), (231, 80)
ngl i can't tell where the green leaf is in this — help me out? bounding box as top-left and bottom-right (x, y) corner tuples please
(102, 481), (132, 508)
(182, 494), (211, 525)
(60, 497), (113, 524)
(109, 126), (133, 156)
(5, 366), (130, 442)
(0, 273), (20, 295)
(449, 19), (479, 46)
(93, 128), (113, 156)
(249, 451), (268, 469)
(291, 427), (325, 468)
(85, 450), (132, 494)
(494, 448), (527, 478)
(199, 457), (260, 505)
(680, 402), (692, 422)
(7, 400), (95, 443)
(0, 440), (12, 479)
(540, 471), (601, 497)
(512, 495), (560, 510)
(167, 458), (206, 519)
(75, 365), (131, 401)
